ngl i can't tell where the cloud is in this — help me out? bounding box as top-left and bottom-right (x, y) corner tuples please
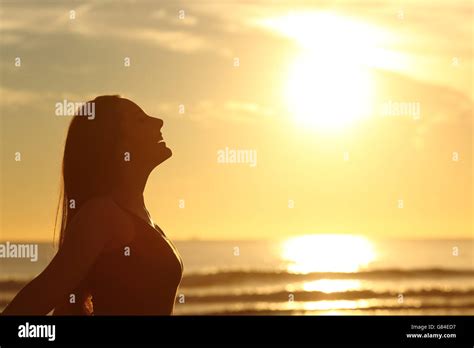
(0, 87), (95, 108)
(151, 9), (198, 27)
(125, 29), (208, 54)
(224, 100), (275, 118)
(0, 87), (42, 106)
(0, 3), (93, 35)
(176, 99), (278, 125)
(0, 1), (223, 55)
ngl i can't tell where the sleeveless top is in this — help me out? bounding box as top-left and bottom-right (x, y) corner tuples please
(84, 204), (183, 315)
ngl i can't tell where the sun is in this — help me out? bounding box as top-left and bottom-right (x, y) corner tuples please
(286, 54), (373, 130)
(259, 12), (382, 130)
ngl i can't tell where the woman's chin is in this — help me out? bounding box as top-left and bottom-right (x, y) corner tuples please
(163, 146), (172, 159)
(157, 146), (172, 163)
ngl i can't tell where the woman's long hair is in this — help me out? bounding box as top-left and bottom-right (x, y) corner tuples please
(54, 95), (123, 314)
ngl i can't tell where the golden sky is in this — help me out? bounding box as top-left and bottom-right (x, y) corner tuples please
(0, 0), (472, 241)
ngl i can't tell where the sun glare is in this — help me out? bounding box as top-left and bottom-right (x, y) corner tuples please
(286, 54), (373, 130)
(259, 12), (389, 130)
(282, 234), (376, 273)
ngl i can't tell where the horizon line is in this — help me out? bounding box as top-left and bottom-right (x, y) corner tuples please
(1, 236), (473, 244)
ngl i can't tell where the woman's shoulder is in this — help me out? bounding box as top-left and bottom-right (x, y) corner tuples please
(67, 195), (135, 246)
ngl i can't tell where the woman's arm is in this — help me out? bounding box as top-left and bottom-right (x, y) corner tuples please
(2, 197), (129, 315)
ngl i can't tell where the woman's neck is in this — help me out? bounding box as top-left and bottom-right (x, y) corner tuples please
(111, 169), (149, 214)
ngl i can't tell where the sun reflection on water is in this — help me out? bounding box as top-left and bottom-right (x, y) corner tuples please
(282, 234), (376, 274)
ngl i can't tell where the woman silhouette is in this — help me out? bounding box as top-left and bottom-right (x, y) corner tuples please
(2, 95), (183, 315)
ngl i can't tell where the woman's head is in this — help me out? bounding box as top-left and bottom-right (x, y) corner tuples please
(54, 95), (171, 314)
(59, 95), (171, 242)
(114, 97), (172, 173)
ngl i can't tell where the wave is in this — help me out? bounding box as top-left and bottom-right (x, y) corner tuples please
(2, 288), (473, 311)
(195, 303), (474, 316)
(1, 287), (472, 306)
(179, 288), (474, 303)
(1, 268), (473, 291)
(179, 268), (474, 287)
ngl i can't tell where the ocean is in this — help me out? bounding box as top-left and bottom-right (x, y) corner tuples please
(1, 237), (473, 315)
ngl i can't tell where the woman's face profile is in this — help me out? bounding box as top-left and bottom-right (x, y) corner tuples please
(117, 98), (172, 169)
